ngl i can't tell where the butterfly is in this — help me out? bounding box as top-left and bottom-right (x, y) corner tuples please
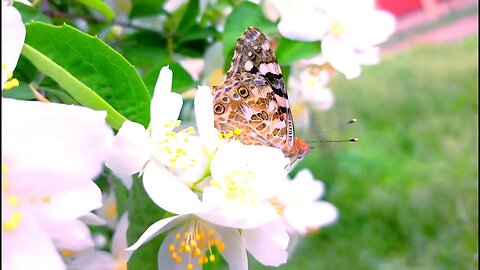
(211, 26), (311, 165)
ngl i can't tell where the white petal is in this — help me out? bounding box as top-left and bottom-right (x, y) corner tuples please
(278, 7), (329, 41)
(157, 226), (189, 270)
(1, 2), (25, 89)
(242, 220), (289, 266)
(111, 212), (131, 260)
(65, 250), (116, 270)
(79, 213), (107, 226)
(40, 219), (94, 251)
(142, 162), (203, 214)
(150, 66), (184, 133)
(322, 36), (362, 79)
(32, 181), (102, 222)
(347, 10), (396, 48)
(127, 215), (186, 251)
(201, 188), (278, 229)
(284, 201), (338, 234)
(2, 215), (66, 270)
(194, 86), (219, 153)
(106, 120), (152, 179)
(2, 99), (113, 190)
(211, 224), (248, 270)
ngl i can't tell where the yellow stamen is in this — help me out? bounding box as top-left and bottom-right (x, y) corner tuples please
(62, 250), (75, 256)
(4, 78), (19, 89)
(233, 128), (242, 135)
(331, 21), (344, 36)
(42, 196), (51, 203)
(7, 195), (19, 206)
(3, 211), (22, 232)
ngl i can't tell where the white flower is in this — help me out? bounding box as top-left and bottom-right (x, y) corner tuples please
(2, 98), (114, 270)
(202, 141), (290, 229)
(1, 0), (26, 90)
(63, 213), (131, 270)
(106, 66), (216, 185)
(274, 169), (338, 235)
(129, 162), (290, 269)
(289, 60), (335, 112)
(276, 0), (396, 79)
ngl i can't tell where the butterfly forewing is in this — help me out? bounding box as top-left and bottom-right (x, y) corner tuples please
(213, 27), (311, 163)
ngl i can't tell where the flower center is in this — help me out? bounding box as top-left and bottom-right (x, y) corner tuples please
(211, 169), (260, 205)
(155, 120), (198, 171)
(2, 162), (23, 233)
(168, 220), (225, 270)
(330, 21), (344, 36)
(2, 64), (20, 90)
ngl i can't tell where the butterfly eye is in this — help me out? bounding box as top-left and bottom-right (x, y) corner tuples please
(238, 87), (249, 98)
(222, 96), (229, 102)
(214, 104), (225, 114)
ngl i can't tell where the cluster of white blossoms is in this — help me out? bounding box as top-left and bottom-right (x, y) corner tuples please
(2, 1), (339, 270)
(105, 65), (339, 270)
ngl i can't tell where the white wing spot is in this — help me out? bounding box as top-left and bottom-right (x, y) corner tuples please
(244, 60), (254, 71)
(261, 43), (270, 51)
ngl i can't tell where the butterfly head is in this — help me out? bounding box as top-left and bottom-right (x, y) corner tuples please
(287, 138), (311, 165)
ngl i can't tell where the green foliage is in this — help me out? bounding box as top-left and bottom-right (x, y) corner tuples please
(23, 22), (151, 129)
(77, 0), (116, 22)
(127, 176), (168, 270)
(250, 37), (479, 270)
(276, 38), (321, 65)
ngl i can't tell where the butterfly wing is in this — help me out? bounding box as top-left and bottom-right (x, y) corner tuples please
(212, 72), (291, 154)
(226, 27), (295, 148)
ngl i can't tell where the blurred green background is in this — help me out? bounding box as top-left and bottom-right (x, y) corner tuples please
(248, 36), (478, 270)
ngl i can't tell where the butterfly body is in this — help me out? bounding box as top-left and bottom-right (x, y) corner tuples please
(213, 27), (311, 163)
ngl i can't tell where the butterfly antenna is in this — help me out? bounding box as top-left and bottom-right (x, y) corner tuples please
(322, 118), (357, 134)
(310, 137), (359, 143)
(307, 118), (358, 144)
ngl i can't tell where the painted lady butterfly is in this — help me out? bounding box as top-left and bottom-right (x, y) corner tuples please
(212, 27), (311, 164)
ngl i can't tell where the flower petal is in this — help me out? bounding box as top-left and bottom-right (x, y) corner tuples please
(322, 36), (362, 79)
(194, 86), (219, 153)
(3, 99), (113, 191)
(1, 2), (25, 88)
(211, 224), (248, 270)
(111, 212), (131, 260)
(2, 215), (66, 270)
(31, 181), (102, 222)
(150, 66), (183, 134)
(40, 219), (95, 251)
(284, 201), (338, 234)
(64, 250), (116, 270)
(106, 120), (152, 179)
(127, 215), (186, 251)
(242, 220), (289, 266)
(142, 161), (203, 214)
(278, 7), (329, 41)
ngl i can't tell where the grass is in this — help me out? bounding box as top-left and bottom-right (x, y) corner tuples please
(246, 36), (478, 270)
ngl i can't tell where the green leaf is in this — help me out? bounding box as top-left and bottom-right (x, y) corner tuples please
(143, 63), (196, 95)
(223, 1), (276, 67)
(2, 83), (36, 100)
(118, 31), (169, 71)
(23, 22), (151, 129)
(13, 2), (51, 23)
(276, 38), (321, 65)
(127, 176), (168, 270)
(77, 0), (116, 22)
(177, 0), (199, 34)
(130, 0), (166, 18)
